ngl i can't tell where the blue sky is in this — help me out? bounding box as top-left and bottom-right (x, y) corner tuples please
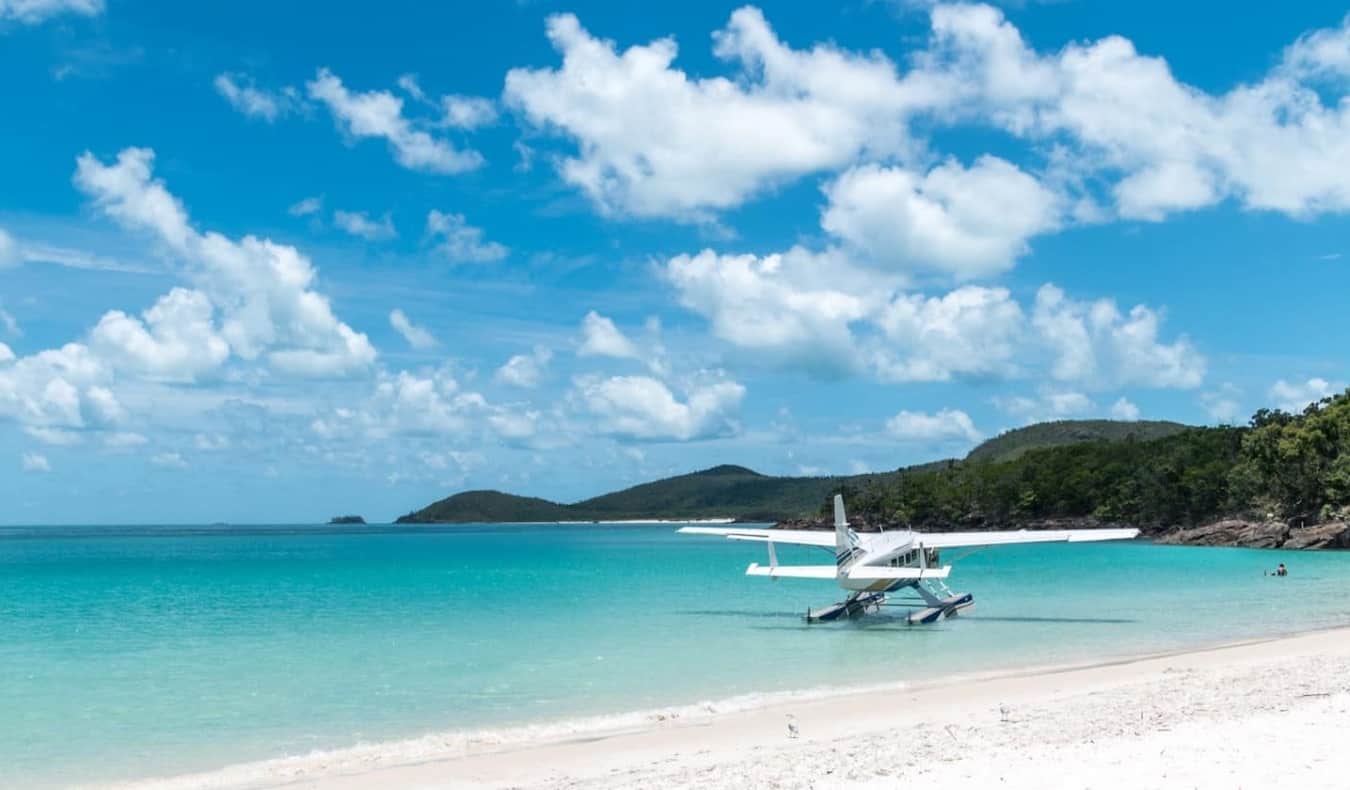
(2, 0), (1348, 523)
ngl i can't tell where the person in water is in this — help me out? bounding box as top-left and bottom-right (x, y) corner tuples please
(1267, 563), (1288, 576)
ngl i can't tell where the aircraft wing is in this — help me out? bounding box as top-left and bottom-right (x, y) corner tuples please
(745, 563), (837, 578)
(743, 564), (956, 580)
(848, 565), (951, 580)
(677, 526), (836, 548)
(917, 527), (1139, 549)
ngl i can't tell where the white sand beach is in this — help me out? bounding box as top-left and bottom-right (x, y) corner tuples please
(118, 626), (1350, 790)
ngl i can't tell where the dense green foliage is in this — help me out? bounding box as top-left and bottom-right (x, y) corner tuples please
(1229, 398), (1350, 522)
(965, 420), (1190, 464)
(845, 391), (1350, 529)
(843, 428), (1244, 528)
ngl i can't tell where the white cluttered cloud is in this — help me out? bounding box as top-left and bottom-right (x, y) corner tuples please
(505, 7), (924, 220)
(0, 146), (380, 452)
(662, 242), (1202, 392)
(307, 68), (485, 175)
(820, 157), (1060, 280)
(74, 147), (378, 378)
(0, 0), (101, 25)
(572, 373), (745, 442)
(508, 4), (1350, 225)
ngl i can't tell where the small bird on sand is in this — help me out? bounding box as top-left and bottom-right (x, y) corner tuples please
(999, 703), (1011, 722)
(786, 714), (800, 739)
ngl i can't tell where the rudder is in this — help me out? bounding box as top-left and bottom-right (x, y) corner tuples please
(833, 494), (860, 573)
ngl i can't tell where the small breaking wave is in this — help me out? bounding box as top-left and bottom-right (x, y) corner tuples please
(102, 680), (908, 789)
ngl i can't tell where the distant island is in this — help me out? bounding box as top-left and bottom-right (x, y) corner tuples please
(396, 394), (1350, 550)
(328, 515), (366, 525)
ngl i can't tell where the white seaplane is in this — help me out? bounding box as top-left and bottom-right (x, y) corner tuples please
(679, 495), (1138, 624)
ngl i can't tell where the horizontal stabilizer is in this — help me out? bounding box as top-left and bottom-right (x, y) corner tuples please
(847, 565), (951, 581)
(745, 563), (837, 579)
(678, 526), (836, 548)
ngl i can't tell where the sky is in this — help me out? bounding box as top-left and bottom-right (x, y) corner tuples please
(1, 0), (1349, 523)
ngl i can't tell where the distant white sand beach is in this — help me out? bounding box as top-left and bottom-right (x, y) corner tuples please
(117, 626), (1350, 790)
(543, 518), (738, 524)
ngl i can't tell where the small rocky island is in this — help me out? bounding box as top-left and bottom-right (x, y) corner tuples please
(328, 515), (366, 525)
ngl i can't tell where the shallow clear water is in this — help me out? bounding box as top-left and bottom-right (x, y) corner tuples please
(4, 523), (1349, 786)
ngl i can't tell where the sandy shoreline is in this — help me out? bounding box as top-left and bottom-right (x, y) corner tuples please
(111, 625), (1350, 790)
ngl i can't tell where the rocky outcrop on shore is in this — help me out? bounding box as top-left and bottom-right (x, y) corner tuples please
(1157, 519), (1350, 550)
(1284, 522), (1350, 549)
(1155, 519), (1289, 548)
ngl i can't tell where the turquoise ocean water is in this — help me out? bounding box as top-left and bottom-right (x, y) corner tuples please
(5, 522), (1350, 787)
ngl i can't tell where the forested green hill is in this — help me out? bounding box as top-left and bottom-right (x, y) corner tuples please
(398, 490), (574, 523)
(395, 418), (1238, 524)
(849, 391), (1350, 530)
(965, 420), (1190, 464)
(395, 464), (897, 523)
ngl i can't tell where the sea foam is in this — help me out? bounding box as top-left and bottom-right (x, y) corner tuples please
(104, 680), (909, 789)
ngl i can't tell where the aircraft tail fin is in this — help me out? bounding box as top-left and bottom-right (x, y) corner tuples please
(833, 494), (860, 573)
